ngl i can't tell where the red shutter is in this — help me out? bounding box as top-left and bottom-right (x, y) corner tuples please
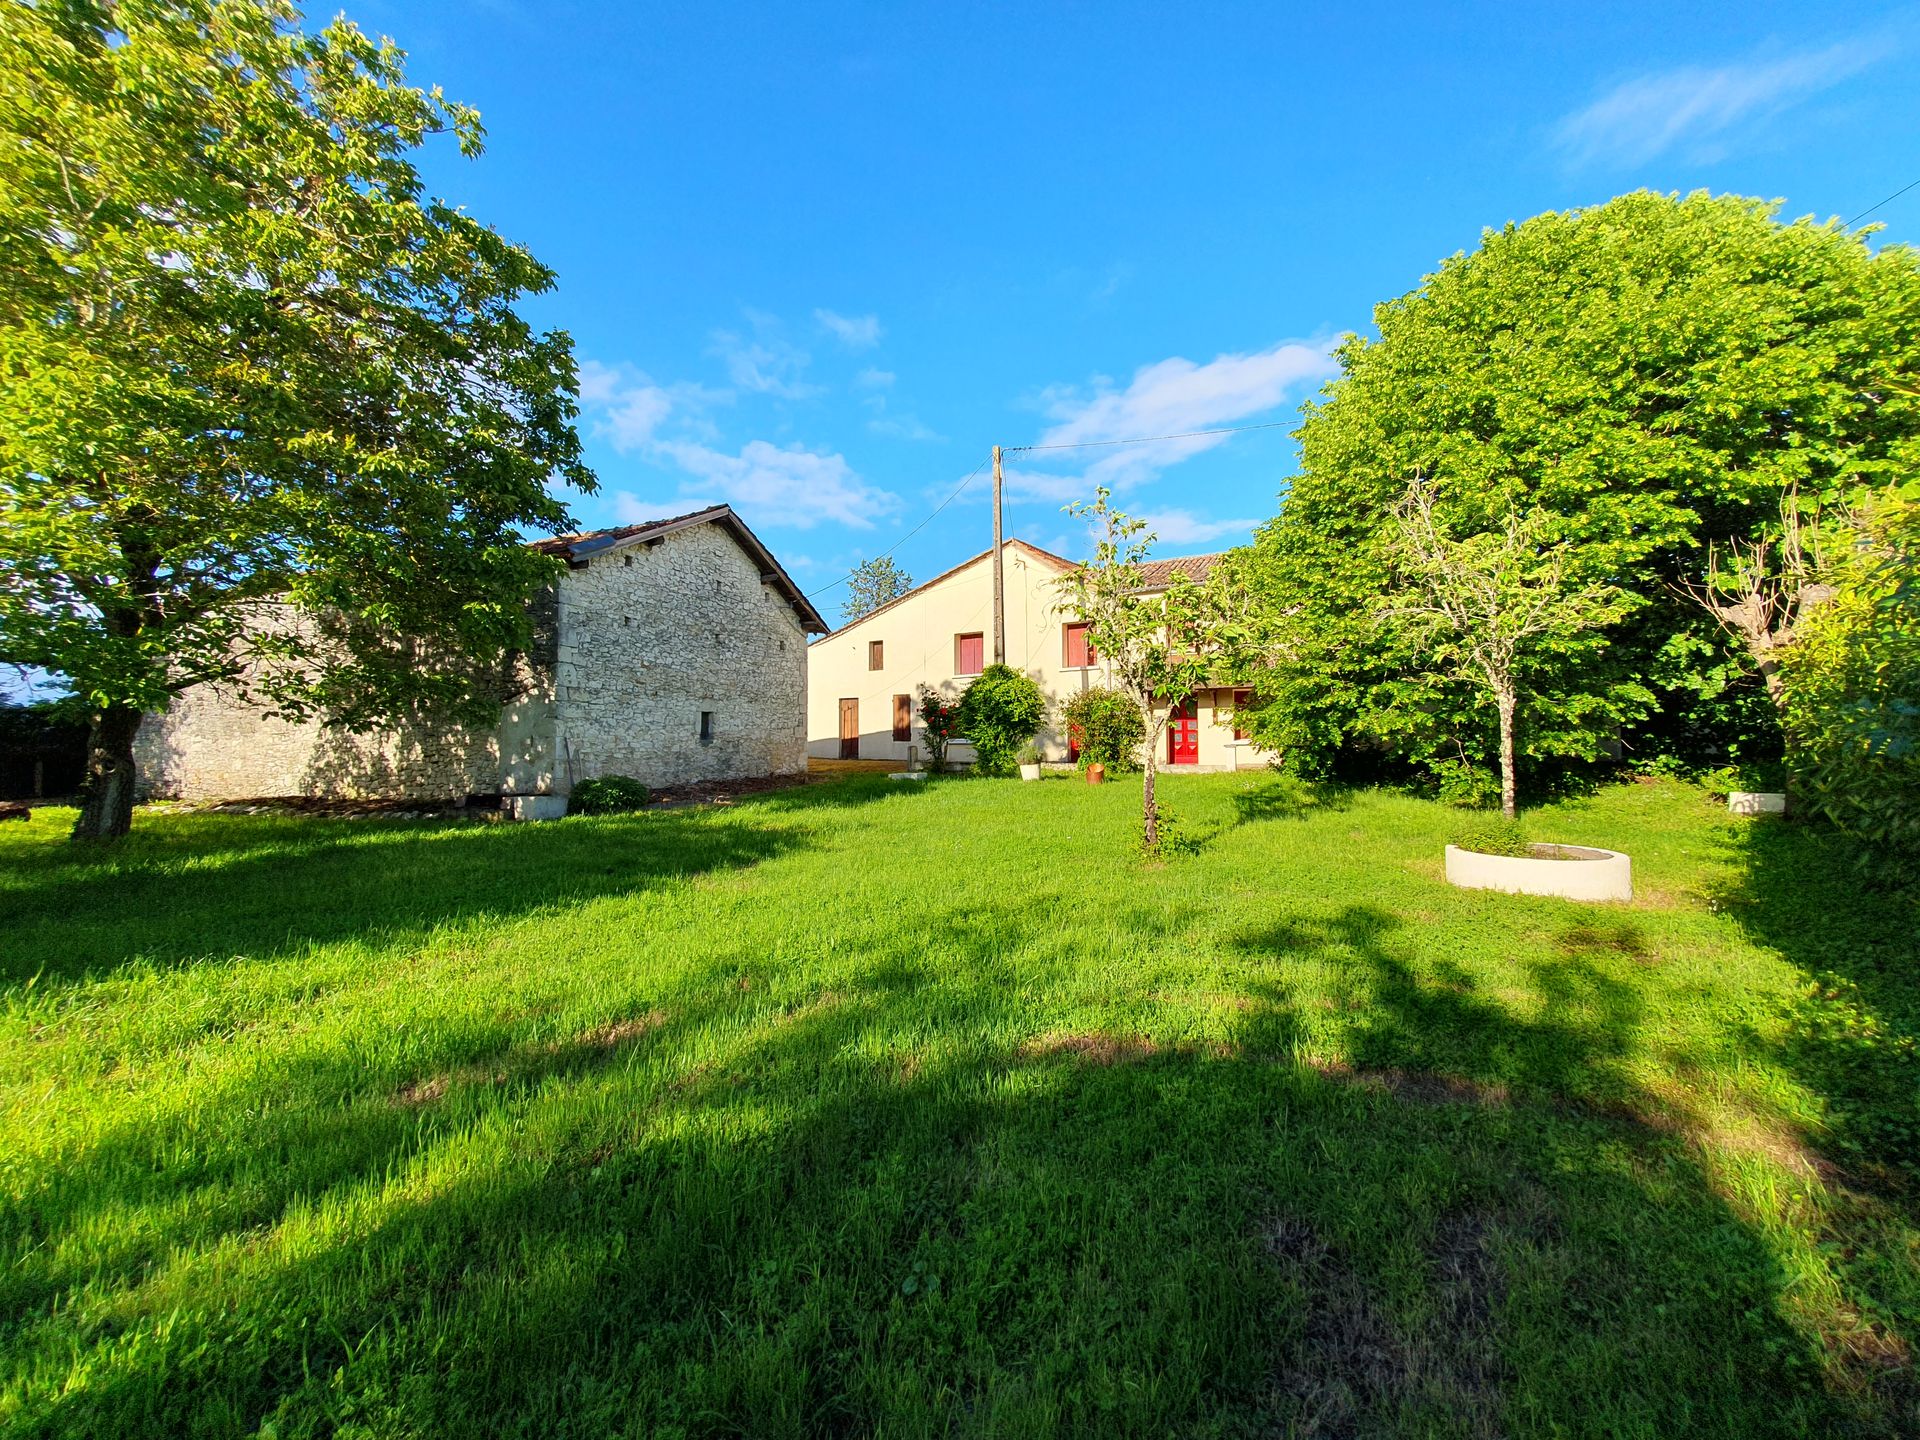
(1064, 622), (1093, 668)
(956, 632), (983, 675)
(1232, 688), (1252, 741)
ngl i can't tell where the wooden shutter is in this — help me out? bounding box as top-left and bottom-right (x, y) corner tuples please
(868, 640), (884, 671)
(1232, 688), (1252, 741)
(1064, 622), (1093, 668)
(955, 632), (983, 675)
(892, 694), (912, 742)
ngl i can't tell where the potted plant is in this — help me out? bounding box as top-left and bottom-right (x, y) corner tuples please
(1443, 816), (1632, 902)
(1017, 741), (1044, 782)
(1085, 762), (1106, 785)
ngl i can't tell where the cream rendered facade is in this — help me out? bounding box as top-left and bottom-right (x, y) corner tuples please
(805, 539), (1275, 770)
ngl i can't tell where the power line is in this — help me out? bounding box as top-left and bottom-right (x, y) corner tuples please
(1848, 177), (1920, 228)
(1003, 419), (1292, 454)
(803, 456), (989, 599)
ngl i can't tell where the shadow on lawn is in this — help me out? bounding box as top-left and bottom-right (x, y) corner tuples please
(0, 779), (903, 988)
(10, 893), (1913, 1437)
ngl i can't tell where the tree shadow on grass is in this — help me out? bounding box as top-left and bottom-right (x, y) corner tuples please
(0, 781), (907, 989)
(6, 898), (1909, 1437)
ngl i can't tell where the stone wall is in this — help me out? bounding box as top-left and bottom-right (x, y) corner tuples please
(133, 519), (811, 802)
(136, 598), (558, 803)
(554, 522), (808, 787)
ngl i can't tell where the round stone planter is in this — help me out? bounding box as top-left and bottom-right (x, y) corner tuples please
(1085, 763), (1106, 786)
(1019, 763), (1042, 782)
(1728, 790), (1786, 816)
(1444, 843), (1632, 902)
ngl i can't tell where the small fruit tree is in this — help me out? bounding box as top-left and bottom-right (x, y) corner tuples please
(1055, 489), (1225, 849)
(955, 665), (1047, 777)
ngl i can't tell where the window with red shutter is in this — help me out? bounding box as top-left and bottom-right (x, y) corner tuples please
(1063, 622), (1095, 668)
(955, 631), (984, 675)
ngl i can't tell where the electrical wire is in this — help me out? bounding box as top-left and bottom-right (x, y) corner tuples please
(803, 455), (990, 599)
(1848, 178), (1920, 228)
(1002, 419), (1293, 454)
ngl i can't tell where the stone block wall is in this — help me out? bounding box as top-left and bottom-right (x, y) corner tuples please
(554, 522), (808, 787)
(133, 519), (811, 802)
(136, 598), (558, 803)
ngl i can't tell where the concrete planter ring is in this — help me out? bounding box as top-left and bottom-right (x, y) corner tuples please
(1729, 791), (1787, 816)
(1019, 763), (1042, 782)
(1445, 843), (1633, 903)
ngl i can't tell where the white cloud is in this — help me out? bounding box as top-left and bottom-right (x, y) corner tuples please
(579, 354), (898, 530)
(610, 492), (720, 523)
(654, 438), (897, 530)
(1553, 39), (1883, 168)
(1011, 338), (1336, 500)
(815, 308), (884, 349)
(867, 414), (944, 443)
(1135, 508), (1261, 546)
(854, 367), (896, 389)
(708, 312), (823, 399)
(576, 361), (727, 451)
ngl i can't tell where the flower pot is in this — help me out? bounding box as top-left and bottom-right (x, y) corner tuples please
(1728, 791), (1786, 816)
(1444, 843), (1632, 902)
(1085, 763), (1106, 786)
(1019, 763), (1042, 781)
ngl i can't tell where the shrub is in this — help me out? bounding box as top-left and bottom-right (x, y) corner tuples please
(956, 665), (1047, 777)
(915, 685), (958, 772)
(1450, 815), (1531, 857)
(570, 775), (651, 814)
(1061, 686), (1144, 772)
(1780, 493), (1920, 887)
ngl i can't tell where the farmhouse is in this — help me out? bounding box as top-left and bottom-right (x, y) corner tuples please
(137, 506), (827, 811)
(806, 539), (1274, 769)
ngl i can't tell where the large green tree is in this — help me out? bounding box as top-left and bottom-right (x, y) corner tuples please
(0, 0), (593, 840)
(1240, 191), (1920, 793)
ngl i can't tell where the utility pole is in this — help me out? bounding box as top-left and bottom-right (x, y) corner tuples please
(991, 444), (1005, 665)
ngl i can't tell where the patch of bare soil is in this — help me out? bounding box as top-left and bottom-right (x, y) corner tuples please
(1261, 1204), (1519, 1438)
(393, 1075), (449, 1107)
(1306, 1058), (1511, 1109)
(573, 1012), (668, 1050)
(1020, 1031), (1161, 1066)
(646, 772), (832, 808)
(200, 795), (473, 819)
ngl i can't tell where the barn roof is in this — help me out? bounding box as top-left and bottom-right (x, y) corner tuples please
(531, 505), (827, 633)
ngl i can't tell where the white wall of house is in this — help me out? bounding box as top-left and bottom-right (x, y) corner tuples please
(805, 540), (1275, 770)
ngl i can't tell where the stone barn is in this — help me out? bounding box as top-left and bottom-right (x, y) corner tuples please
(136, 506), (827, 812)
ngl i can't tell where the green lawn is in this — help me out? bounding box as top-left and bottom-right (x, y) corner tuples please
(1, 774), (1915, 1438)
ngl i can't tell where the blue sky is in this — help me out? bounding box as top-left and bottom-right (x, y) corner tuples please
(353, 0), (1916, 613)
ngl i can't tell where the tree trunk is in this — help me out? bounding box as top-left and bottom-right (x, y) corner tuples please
(1496, 685), (1518, 821)
(72, 704), (143, 843)
(1141, 704), (1162, 851)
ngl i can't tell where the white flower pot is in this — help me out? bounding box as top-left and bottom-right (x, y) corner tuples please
(1019, 764), (1042, 781)
(1444, 843), (1632, 902)
(1728, 791), (1786, 816)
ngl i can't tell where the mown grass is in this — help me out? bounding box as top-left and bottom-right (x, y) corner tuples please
(0, 774), (1915, 1438)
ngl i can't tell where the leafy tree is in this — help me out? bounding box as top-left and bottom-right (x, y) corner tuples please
(1241, 191), (1920, 792)
(1061, 685), (1145, 772)
(0, 0), (593, 840)
(955, 665), (1046, 777)
(1055, 490), (1224, 850)
(841, 556), (914, 623)
(1380, 477), (1629, 818)
(1780, 488), (1920, 884)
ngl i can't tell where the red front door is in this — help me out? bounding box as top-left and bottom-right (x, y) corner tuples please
(1168, 698), (1199, 765)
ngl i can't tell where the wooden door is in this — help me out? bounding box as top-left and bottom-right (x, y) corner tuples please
(1168, 697), (1200, 765)
(838, 698), (860, 759)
